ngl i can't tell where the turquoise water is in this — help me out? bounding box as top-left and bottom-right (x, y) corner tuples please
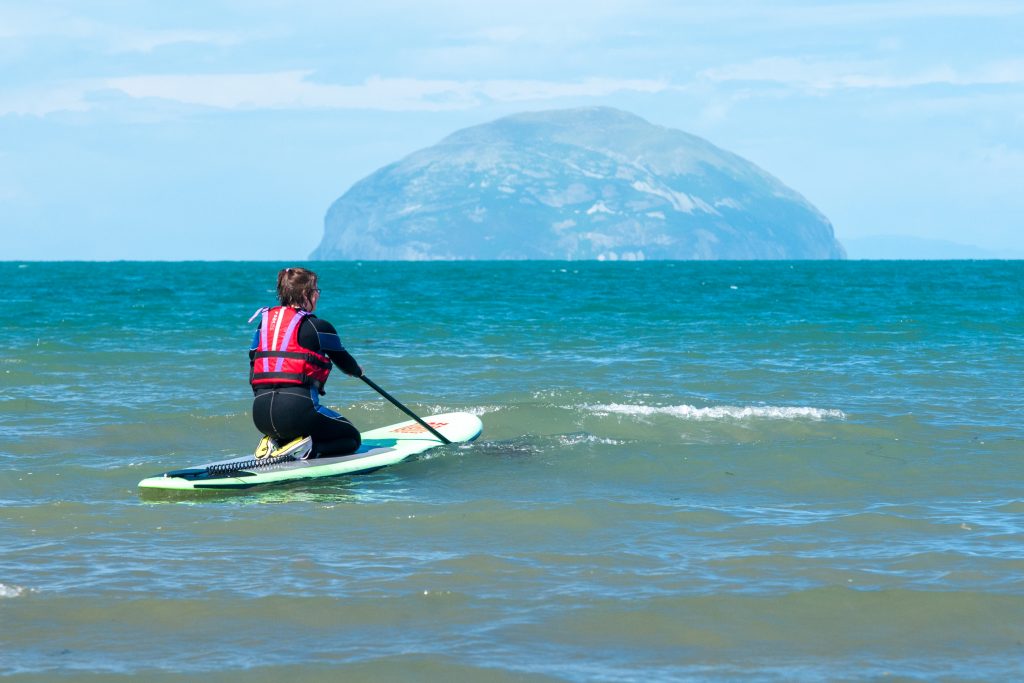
(2, 261), (1023, 681)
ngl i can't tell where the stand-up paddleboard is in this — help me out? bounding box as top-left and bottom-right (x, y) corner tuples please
(138, 412), (482, 492)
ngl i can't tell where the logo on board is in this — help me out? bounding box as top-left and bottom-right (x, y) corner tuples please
(392, 421), (449, 434)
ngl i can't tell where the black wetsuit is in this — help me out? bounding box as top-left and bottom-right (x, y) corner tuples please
(250, 315), (362, 458)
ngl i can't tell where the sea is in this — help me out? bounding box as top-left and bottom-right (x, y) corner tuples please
(1, 260), (1022, 682)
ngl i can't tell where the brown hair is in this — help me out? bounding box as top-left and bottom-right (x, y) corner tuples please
(277, 267), (318, 310)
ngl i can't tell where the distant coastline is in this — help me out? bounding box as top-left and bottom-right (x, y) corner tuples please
(5, 254), (1024, 264)
(841, 234), (1023, 260)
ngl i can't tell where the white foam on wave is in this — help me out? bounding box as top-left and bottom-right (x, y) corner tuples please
(0, 583), (33, 598)
(466, 405), (504, 417)
(424, 405), (503, 417)
(557, 433), (626, 446)
(584, 403), (846, 421)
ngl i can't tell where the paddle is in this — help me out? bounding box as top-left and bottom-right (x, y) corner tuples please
(360, 375), (452, 444)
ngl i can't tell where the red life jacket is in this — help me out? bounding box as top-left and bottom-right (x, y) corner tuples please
(249, 306), (332, 390)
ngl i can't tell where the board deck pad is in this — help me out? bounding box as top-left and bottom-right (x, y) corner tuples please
(138, 412), (482, 492)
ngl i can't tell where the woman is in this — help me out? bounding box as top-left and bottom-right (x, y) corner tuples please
(248, 267), (363, 459)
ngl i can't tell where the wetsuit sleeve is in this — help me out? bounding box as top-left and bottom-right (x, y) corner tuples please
(304, 317), (363, 377)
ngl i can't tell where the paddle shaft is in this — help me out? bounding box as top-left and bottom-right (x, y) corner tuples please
(360, 375), (452, 444)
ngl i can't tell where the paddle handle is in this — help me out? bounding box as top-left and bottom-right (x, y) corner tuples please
(360, 375), (452, 444)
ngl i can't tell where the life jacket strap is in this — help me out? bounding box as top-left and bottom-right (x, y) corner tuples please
(252, 350), (331, 370)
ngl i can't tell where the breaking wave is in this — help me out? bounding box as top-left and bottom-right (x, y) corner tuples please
(0, 583), (33, 598)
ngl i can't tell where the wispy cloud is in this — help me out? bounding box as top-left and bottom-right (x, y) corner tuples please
(0, 6), (243, 52)
(1, 72), (670, 115)
(0, 85), (94, 116)
(6, 55), (1021, 117)
(660, 0), (1024, 28)
(782, 0), (1024, 24)
(701, 58), (1024, 91)
(107, 29), (244, 54)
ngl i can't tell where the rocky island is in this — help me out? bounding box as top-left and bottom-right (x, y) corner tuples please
(312, 107), (845, 260)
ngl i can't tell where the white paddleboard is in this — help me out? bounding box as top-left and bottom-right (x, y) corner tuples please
(138, 412), (482, 492)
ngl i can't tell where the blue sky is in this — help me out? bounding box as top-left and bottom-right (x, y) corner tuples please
(1, 0), (1022, 259)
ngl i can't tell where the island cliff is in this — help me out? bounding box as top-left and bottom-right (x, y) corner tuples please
(312, 107), (846, 260)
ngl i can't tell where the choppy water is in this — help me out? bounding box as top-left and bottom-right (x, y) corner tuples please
(2, 261), (1023, 681)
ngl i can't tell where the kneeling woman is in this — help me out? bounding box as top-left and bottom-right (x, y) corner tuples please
(248, 267), (363, 459)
